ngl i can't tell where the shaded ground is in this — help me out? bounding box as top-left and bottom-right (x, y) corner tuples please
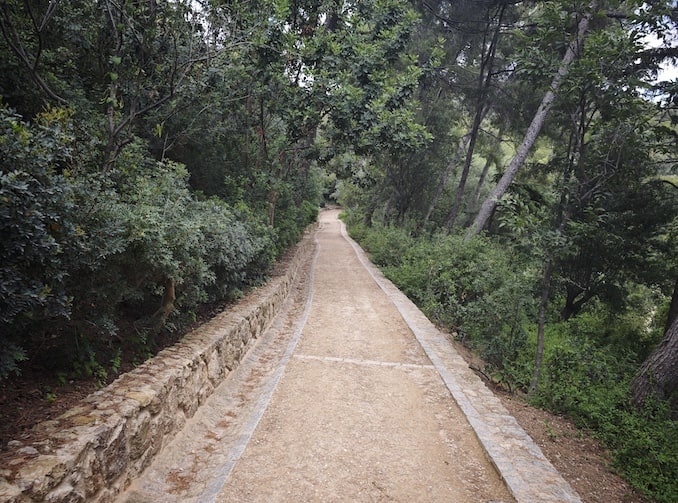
(1, 211), (650, 502)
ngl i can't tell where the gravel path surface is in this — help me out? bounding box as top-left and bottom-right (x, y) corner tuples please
(119, 209), (517, 502)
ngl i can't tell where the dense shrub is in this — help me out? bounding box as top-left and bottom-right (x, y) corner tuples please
(269, 189), (316, 253)
(612, 403), (677, 502)
(343, 210), (370, 242)
(0, 107), (284, 378)
(360, 226), (414, 267)
(345, 217), (536, 377)
(394, 233), (536, 374)
(529, 312), (677, 503)
(0, 107), (89, 377)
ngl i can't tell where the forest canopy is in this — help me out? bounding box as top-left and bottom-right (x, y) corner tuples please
(1, 1), (677, 500)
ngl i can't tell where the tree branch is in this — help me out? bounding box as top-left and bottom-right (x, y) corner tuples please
(0, 1), (67, 104)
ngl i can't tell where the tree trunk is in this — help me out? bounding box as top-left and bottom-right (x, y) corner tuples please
(444, 3), (505, 233)
(665, 276), (678, 334)
(472, 156), (493, 205)
(420, 133), (471, 230)
(463, 155), (494, 227)
(444, 107), (484, 233)
(364, 196), (378, 227)
(150, 278), (176, 334)
(529, 261), (554, 396)
(560, 284), (595, 320)
(631, 315), (678, 416)
(467, 3), (597, 237)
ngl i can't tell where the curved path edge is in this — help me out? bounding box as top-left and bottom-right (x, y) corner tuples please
(339, 220), (582, 503)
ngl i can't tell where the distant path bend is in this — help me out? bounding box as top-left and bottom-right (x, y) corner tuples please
(120, 209), (579, 503)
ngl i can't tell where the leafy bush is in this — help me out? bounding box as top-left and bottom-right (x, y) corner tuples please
(191, 196), (276, 304)
(270, 188), (316, 253)
(359, 225), (414, 267)
(343, 209), (369, 242)
(612, 404), (677, 503)
(0, 107), (86, 376)
(533, 334), (633, 422)
(0, 340), (26, 380)
(0, 108), (280, 378)
(396, 233), (534, 369)
(530, 313), (677, 503)
(299, 199), (320, 228)
(346, 222), (536, 376)
(535, 342), (678, 503)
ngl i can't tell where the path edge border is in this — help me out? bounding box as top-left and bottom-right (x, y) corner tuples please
(339, 219), (582, 503)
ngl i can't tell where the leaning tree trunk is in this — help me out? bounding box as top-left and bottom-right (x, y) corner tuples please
(631, 315), (678, 416)
(463, 153), (494, 227)
(420, 133), (471, 231)
(444, 105), (485, 234)
(467, 3), (597, 237)
(631, 277), (678, 414)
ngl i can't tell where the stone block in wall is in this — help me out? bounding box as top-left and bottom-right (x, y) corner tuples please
(206, 346), (225, 384)
(127, 411), (152, 461)
(222, 338), (243, 371)
(101, 424), (128, 484)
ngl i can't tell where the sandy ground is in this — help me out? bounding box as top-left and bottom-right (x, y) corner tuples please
(120, 209), (513, 503)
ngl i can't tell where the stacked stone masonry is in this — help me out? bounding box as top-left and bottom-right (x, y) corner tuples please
(0, 228), (316, 503)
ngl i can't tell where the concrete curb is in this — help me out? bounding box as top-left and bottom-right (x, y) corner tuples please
(339, 221), (582, 503)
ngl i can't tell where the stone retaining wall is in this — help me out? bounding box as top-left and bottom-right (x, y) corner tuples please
(0, 227), (317, 503)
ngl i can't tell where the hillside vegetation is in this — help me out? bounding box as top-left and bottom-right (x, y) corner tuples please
(1, 1), (676, 500)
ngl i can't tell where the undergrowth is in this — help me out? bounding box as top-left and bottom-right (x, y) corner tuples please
(343, 211), (677, 503)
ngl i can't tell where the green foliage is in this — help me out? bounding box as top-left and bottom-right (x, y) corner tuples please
(72, 347), (110, 389)
(312, 0), (430, 155)
(0, 339), (26, 380)
(528, 308), (677, 503)
(612, 404), (678, 503)
(532, 331), (634, 422)
(1, 0), (399, 379)
(539, 347), (678, 503)
(109, 153), (275, 309)
(347, 220), (536, 375)
(358, 225), (414, 268)
(393, 233), (535, 373)
(0, 106), (279, 378)
(0, 106), (82, 372)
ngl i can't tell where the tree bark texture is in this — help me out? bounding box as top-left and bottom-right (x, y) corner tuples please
(631, 316), (678, 416)
(420, 133), (471, 230)
(150, 278), (176, 334)
(471, 156), (493, 206)
(665, 276), (678, 333)
(444, 2), (505, 233)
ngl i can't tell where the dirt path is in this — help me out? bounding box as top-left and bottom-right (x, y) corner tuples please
(120, 209), (515, 502)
